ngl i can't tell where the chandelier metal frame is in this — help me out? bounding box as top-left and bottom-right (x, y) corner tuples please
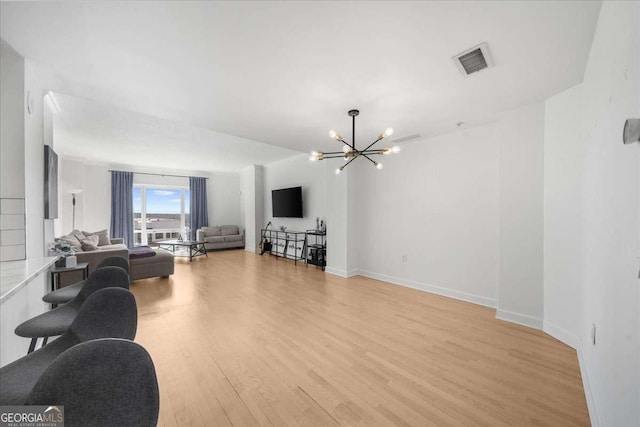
(309, 109), (400, 174)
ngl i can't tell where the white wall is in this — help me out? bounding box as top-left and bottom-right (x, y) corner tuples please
(0, 40), (25, 200)
(260, 154), (358, 276)
(0, 40), (26, 261)
(496, 103), (545, 328)
(354, 122), (500, 306)
(57, 157), (242, 236)
(578, 2), (639, 424)
(0, 44), (52, 366)
(24, 60), (50, 259)
(325, 162), (354, 276)
(543, 83), (584, 346)
(241, 164), (263, 252)
(210, 174), (241, 225)
(262, 154), (327, 232)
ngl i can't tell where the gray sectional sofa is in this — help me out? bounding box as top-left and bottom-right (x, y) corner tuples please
(57, 237), (174, 282)
(197, 225), (245, 251)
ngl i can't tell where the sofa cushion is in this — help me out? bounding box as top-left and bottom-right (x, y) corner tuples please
(204, 226), (221, 237)
(130, 248), (174, 266)
(95, 244), (128, 251)
(57, 234), (83, 252)
(205, 236), (225, 244)
(83, 229), (111, 246)
(220, 225), (239, 236)
(223, 235), (243, 243)
(71, 229), (86, 241)
(80, 235), (100, 251)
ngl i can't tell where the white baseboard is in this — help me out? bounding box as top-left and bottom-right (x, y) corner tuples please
(576, 339), (600, 427)
(495, 309), (543, 330)
(325, 267), (359, 278)
(245, 246), (256, 254)
(542, 320), (578, 349)
(357, 269), (497, 308)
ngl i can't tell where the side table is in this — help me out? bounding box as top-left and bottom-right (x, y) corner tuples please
(49, 262), (90, 294)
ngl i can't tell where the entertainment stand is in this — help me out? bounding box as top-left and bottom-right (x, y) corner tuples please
(260, 229), (307, 265)
(260, 228), (327, 271)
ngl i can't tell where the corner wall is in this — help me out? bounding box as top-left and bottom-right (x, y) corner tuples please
(354, 122), (501, 305)
(542, 2), (639, 424)
(241, 164), (263, 252)
(578, 2), (639, 424)
(496, 103), (545, 328)
(543, 83), (584, 347)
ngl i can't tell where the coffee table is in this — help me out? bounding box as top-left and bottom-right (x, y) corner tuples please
(156, 240), (207, 262)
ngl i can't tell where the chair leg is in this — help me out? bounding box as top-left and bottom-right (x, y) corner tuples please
(28, 338), (37, 354)
(42, 336), (48, 346)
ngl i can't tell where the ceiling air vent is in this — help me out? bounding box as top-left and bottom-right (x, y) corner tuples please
(391, 133), (422, 144)
(453, 43), (493, 77)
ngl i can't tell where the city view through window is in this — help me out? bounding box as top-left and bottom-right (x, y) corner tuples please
(133, 186), (190, 246)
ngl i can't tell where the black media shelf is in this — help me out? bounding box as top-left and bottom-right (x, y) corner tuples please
(305, 229), (326, 271)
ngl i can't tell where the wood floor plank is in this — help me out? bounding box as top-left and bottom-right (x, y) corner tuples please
(131, 250), (590, 426)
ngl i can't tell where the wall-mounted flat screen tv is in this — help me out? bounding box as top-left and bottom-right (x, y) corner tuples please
(272, 186), (303, 218)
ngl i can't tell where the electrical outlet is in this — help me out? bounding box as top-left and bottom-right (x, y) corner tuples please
(401, 254), (407, 263)
(591, 323), (596, 346)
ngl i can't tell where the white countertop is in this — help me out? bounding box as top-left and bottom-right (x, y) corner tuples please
(0, 257), (59, 304)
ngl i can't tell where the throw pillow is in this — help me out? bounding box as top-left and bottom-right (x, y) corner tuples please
(80, 235), (100, 251)
(83, 229), (111, 246)
(71, 229), (87, 241)
(57, 234), (83, 251)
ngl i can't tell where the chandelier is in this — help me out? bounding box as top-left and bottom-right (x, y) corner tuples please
(309, 109), (401, 174)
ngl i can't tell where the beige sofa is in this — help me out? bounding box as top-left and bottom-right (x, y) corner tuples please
(75, 238), (128, 274)
(197, 225), (245, 251)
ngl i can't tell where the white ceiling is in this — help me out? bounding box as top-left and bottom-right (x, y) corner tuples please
(51, 93), (299, 173)
(1, 1), (601, 161)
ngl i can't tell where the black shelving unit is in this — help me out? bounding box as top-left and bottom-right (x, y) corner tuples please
(305, 229), (326, 271)
(260, 229), (307, 265)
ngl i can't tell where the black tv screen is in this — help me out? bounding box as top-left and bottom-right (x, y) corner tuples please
(272, 186), (303, 218)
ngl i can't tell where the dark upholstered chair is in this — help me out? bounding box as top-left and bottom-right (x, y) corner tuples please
(27, 339), (159, 427)
(43, 256), (130, 305)
(0, 288), (137, 405)
(15, 266), (129, 353)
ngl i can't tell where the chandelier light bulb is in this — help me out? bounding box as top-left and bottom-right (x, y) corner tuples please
(321, 109), (395, 174)
(329, 130), (341, 141)
(309, 155), (317, 162)
(391, 145), (401, 153)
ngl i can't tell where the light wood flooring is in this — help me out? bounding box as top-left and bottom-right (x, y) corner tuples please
(130, 250), (590, 427)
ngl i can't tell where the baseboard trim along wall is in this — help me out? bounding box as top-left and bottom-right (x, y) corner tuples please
(495, 309), (543, 330)
(357, 269), (497, 308)
(325, 267), (359, 278)
(542, 320), (579, 349)
(541, 322), (598, 427)
(576, 339), (600, 427)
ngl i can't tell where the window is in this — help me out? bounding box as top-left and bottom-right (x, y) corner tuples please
(133, 185), (190, 246)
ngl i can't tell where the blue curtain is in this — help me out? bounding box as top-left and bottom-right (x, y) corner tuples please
(110, 171), (134, 248)
(189, 176), (209, 239)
